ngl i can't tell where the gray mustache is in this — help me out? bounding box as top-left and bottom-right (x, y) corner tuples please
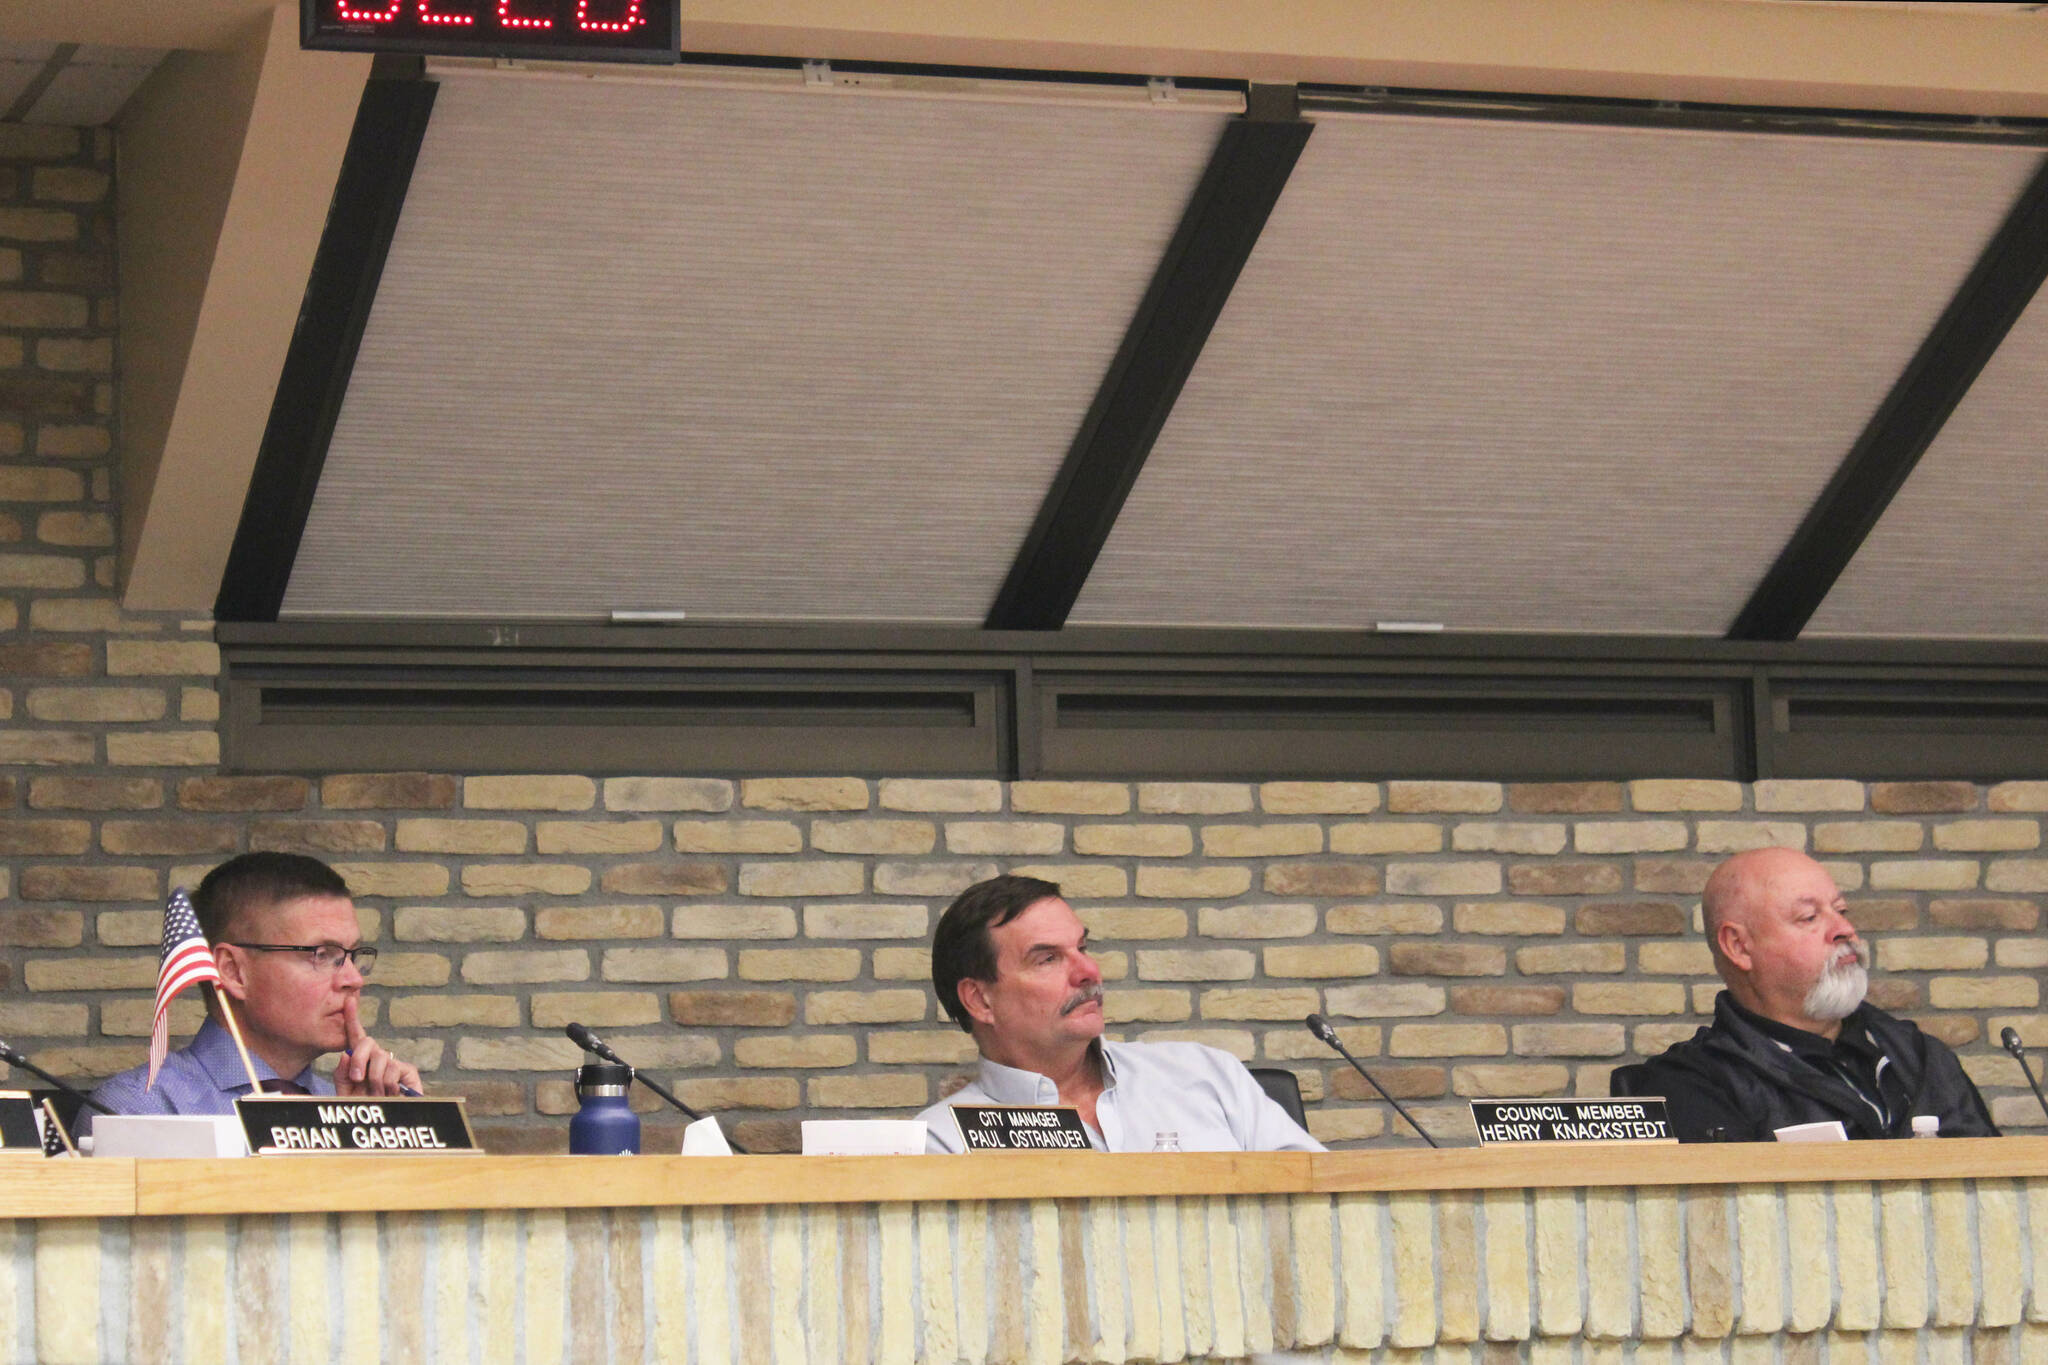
(1061, 985), (1105, 1015)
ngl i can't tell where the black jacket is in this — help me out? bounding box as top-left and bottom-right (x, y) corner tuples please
(1623, 993), (1999, 1142)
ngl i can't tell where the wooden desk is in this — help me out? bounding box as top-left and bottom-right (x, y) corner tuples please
(4, 1141), (2046, 1362)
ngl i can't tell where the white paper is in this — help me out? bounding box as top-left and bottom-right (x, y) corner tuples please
(90, 1114), (250, 1157)
(680, 1115), (732, 1156)
(800, 1119), (927, 1156)
(1772, 1120), (1849, 1143)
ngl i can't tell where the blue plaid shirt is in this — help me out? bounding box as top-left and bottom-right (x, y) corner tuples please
(83, 1017), (332, 1134)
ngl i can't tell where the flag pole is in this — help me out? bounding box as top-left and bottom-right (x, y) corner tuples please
(209, 985), (266, 1093)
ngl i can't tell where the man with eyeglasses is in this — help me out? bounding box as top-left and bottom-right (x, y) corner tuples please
(89, 852), (423, 1122)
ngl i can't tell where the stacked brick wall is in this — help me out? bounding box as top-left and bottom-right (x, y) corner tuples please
(4, 123), (2046, 1152)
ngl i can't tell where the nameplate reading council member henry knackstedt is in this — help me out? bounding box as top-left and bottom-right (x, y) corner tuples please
(1471, 1097), (1675, 1144)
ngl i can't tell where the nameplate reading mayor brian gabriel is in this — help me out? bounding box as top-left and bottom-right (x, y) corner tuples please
(951, 1104), (1091, 1150)
(1471, 1097), (1676, 1145)
(235, 1096), (479, 1156)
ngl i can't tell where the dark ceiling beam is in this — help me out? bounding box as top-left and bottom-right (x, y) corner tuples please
(214, 64), (436, 623)
(984, 84), (1312, 631)
(1729, 152), (2048, 642)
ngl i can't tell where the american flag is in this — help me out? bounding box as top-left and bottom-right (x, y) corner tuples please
(149, 888), (220, 1090)
(38, 1101), (70, 1159)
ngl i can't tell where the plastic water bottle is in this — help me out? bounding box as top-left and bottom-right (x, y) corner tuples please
(1910, 1115), (1939, 1139)
(569, 1060), (640, 1154)
(1152, 1131), (1182, 1152)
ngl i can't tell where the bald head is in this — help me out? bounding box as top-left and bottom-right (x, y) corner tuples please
(1702, 847), (1819, 962)
(1701, 847), (1867, 1036)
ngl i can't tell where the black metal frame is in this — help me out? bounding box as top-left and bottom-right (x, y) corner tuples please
(214, 66), (438, 623)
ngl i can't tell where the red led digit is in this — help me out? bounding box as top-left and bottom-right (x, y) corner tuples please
(576, 0), (643, 33)
(418, 0), (476, 24)
(336, 0), (402, 19)
(497, 0), (553, 28)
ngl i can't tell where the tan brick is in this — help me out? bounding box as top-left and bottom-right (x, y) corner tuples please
(0, 909), (85, 947)
(181, 688), (219, 722)
(1864, 979), (1918, 1012)
(0, 553), (84, 589)
(1262, 944), (1381, 978)
(0, 819), (90, 854)
(805, 819), (933, 856)
(738, 861), (863, 898)
(1877, 937), (1988, 971)
(1511, 1023), (1628, 1057)
(373, 953), (453, 987)
(804, 990), (928, 1025)
(1139, 782), (1252, 815)
(1929, 976), (2038, 1009)
(24, 955), (154, 990)
(315, 862), (443, 899)
(873, 949), (933, 984)
(0, 465), (83, 500)
(1104, 989), (1193, 1023)
(0, 1001), (90, 1036)
(1453, 1063), (1572, 1097)
(1196, 904), (1317, 939)
(1389, 1024), (1507, 1057)
(97, 998), (206, 1037)
(0, 731), (94, 764)
(809, 1074), (928, 1109)
(0, 641), (92, 677)
(106, 731), (217, 767)
(1324, 982), (1445, 1017)
(655, 907), (792, 944)
(1328, 903), (1444, 935)
(1009, 865), (1127, 898)
(1388, 781), (1502, 814)
(1072, 823), (1193, 857)
(35, 423), (113, 458)
(104, 640), (219, 676)
(1516, 943), (1626, 975)
(740, 778), (868, 811)
(1452, 902), (1566, 936)
(437, 1080), (525, 1116)
(1811, 821), (1921, 855)
(1988, 782), (2048, 813)
(456, 1037), (586, 1071)
(601, 862), (727, 896)
(1450, 822), (1567, 856)
(1386, 862), (1502, 896)
(530, 991), (662, 1028)
(1506, 782), (1623, 814)
(1750, 779), (1862, 813)
(1192, 824), (1318, 858)
(939, 821), (1062, 856)
(95, 910), (168, 946)
(1077, 906), (1188, 939)
(736, 1035), (855, 1068)
(461, 864), (591, 897)
(803, 904), (928, 939)
(248, 819), (387, 854)
(599, 947), (727, 982)
(36, 509), (114, 546)
(1576, 902), (1687, 936)
(669, 991), (797, 1027)
(321, 773), (456, 810)
(1260, 782), (1380, 814)
(1510, 862), (1625, 895)
(1574, 821), (1688, 854)
(1996, 939), (2048, 968)
(25, 599), (126, 634)
(534, 820), (663, 854)
(676, 1077), (800, 1110)
(1200, 986), (1321, 1020)
(1629, 780), (1742, 812)
(868, 1031), (980, 1065)
(169, 778), (307, 816)
(394, 818), (525, 854)
(1869, 860), (1978, 892)
(460, 949), (592, 984)
(672, 820), (802, 853)
(1986, 859), (2048, 893)
(464, 775), (595, 811)
(1637, 941), (1716, 975)
(1449, 985), (1567, 1015)
(395, 906), (526, 942)
(20, 865), (157, 901)
(99, 820), (235, 856)
(1573, 982), (1687, 1015)
(1329, 823), (1444, 855)
(1330, 1065), (1443, 1102)
(877, 779), (1001, 812)
(1390, 943), (1505, 977)
(605, 777), (733, 812)
(1135, 949), (1255, 981)
(31, 776), (161, 810)
(1695, 821), (1807, 854)
(1009, 781), (1129, 815)
(1263, 863), (1383, 897)
(736, 948), (861, 982)
(1872, 782), (1976, 815)
(389, 995), (521, 1028)
(1135, 865), (1251, 899)
(25, 686), (163, 722)
(1934, 819), (2040, 852)
(1929, 899), (2039, 930)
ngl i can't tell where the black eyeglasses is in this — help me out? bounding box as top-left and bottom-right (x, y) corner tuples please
(227, 942), (379, 977)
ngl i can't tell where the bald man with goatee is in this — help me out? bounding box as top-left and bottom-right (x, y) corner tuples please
(1620, 847), (1997, 1142)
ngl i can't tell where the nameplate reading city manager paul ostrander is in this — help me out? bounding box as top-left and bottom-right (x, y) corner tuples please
(1471, 1097), (1675, 1144)
(236, 1096), (479, 1155)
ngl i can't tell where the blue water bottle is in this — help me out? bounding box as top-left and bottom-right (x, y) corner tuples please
(568, 1059), (640, 1154)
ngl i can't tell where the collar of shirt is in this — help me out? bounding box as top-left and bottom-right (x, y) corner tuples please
(1722, 994), (1880, 1065)
(189, 1017), (325, 1096)
(969, 1040), (1115, 1107)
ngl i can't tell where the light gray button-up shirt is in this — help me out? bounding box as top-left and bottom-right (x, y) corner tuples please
(919, 1039), (1323, 1154)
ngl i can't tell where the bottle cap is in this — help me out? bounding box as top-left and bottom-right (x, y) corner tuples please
(1911, 1115), (1939, 1138)
(576, 1060), (633, 1094)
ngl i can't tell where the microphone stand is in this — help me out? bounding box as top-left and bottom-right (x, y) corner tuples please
(2002, 1028), (2048, 1125)
(1305, 1014), (1439, 1147)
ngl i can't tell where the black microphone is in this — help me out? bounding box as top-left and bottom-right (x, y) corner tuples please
(2001, 1027), (2048, 1125)
(1305, 1014), (1439, 1148)
(0, 1039), (115, 1116)
(563, 1023), (749, 1154)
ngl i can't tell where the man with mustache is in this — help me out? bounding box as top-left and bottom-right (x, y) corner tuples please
(1622, 847), (1997, 1141)
(917, 874), (1322, 1153)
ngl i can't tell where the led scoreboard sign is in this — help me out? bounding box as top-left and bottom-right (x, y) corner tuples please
(302, 0), (679, 63)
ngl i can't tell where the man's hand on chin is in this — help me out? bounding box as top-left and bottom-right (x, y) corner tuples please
(335, 994), (424, 1097)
